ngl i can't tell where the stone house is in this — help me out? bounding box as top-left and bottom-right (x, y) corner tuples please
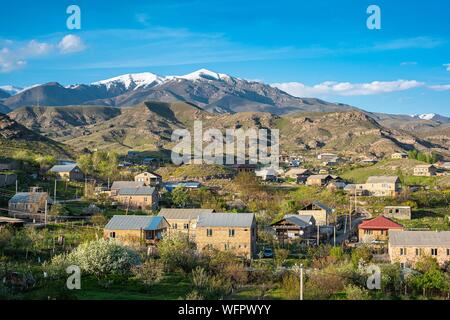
(297, 201), (333, 226)
(157, 208), (214, 239)
(413, 164), (437, 177)
(363, 176), (401, 197)
(306, 174), (333, 187)
(115, 186), (158, 211)
(271, 215), (316, 244)
(195, 213), (257, 259)
(134, 172), (162, 187)
(8, 190), (52, 221)
(358, 216), (404, 244)
(388, 231), (450, 268)
(391, 153), (408, 160)
(49, 164), (84, 181)
(110, 181), (145, 196)
(104, 215), (169, 245)
(383, 206), (412, 220)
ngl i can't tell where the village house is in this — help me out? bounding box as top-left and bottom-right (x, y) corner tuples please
(391, 152), (408, 160)
(363, 176), (401, 197)
(271, 215), (316, 244)
(157, 208), (215, 238)
(230, 164), (257, 174)
(0, 159), (18, 171)
(255, 167), (280, 181)
(297, 201), (333, 226)
(358, 216), (404, 244)
(8, 188), (52, 221)
(134, 172), (162, 187)
(49, 164), (84, 181)
(115, 186), (158, 211)
(389, 231), (450, 268)
(110, 181), (145, 196)
(104, 215), (169, 245)
(383, 206), (412, 220)
(284, 168), (311, 180)
(413, 164), (437, 177)
(0, 173), (17, 188)
(195, 213), (257, 259)
(306, 174), (333, 187)
(344, 184), (368, 196)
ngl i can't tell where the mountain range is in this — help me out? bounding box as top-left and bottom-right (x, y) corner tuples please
(0, 69), (354, 114)
(1, 68), (449, 159)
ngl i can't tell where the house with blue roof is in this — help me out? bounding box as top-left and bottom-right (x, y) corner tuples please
(104, 215), (169, 244)
(49, 164), (84, 181)
(163, 181), (202, 192)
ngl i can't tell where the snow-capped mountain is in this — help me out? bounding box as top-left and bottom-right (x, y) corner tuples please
(1, 68), (353, 114)
(411, 113), (450, 123)
(0, 85), (23, 96)
(91, 72), (166, 90)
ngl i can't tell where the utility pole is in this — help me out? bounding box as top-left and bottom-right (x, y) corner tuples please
(316, 225), (320, 246)
(333, 226), (336, 247)
(44, 200), (48, 227)
(15, 180), (18, 194)
(300, 264), (304, 301)
(54, 179), (57, 204)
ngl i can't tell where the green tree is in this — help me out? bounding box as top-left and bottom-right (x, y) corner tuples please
(158, 233), (197, 273)
(172, 186), (191, 208)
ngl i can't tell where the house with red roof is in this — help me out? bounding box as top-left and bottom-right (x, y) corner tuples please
(358, 216), (404, 244)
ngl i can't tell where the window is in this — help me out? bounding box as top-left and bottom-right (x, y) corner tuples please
(224, 244), (230, 250)
(229, 229), (235, 237)
(400, 248), (407, 256)
(415, 248), (422, 256)
(364, 230), (373, 235)
(110, 232), (116, 238)
(173, 223), (178, 229)
(380, 230), (385, 235)
(431, 248), (438, 256)
(207, 229), (213, 237)
(184, 223), (189, 230)
(447, 249), (450, 256)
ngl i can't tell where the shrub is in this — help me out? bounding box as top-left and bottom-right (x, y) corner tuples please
(274, 248), (289, 268)
(131, 259), (164, 288)
(185, 290), (204, 300)
(63, 239), (140, 278)
(158, 233), (197, 273)
(282, 273), (300, 300)
(344, 284), (371, 300)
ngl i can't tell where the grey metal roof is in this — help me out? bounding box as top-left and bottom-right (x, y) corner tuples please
(308, 174), (331, 180)
(111, 181), (145, 190)
(389, 231), (450, 247)
(283, 215), (315, 228)
(117, 186), (156, 196)
(135, 172), (162, 178)
(197, 213), (255, 228)
(104, 215), (167, 231)
(50, 164), (79, 173)
(9, 192), (50, 204)
(158, 208), (214, 220)
(366, 176), (399, 184)
(299, 201), (333, 213)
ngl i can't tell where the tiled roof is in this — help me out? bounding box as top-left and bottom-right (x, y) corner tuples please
(359, 216), (403, 230)
(389, 231), (450, 247)
(366, 176), (399, 184)
(158, 208), (214, 220)
(197, 213), (255, 228)
(104, 215), (166, 231)
(50, 164), (79, 173)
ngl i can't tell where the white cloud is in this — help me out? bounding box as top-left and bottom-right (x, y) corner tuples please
(400, 61), (418, 66)
(272, 80), (425, 97)
(445, 63), (450, 71)
(0, 40), (52, 72)
(58, 35), (86, 54)
(428, 84), (450, 91)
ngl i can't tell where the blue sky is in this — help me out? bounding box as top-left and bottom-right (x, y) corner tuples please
(0, 0), (449, 116)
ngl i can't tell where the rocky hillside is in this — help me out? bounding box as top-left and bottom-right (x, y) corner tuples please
(9, 101), (447, 158)
(0, 113), (72, 158)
